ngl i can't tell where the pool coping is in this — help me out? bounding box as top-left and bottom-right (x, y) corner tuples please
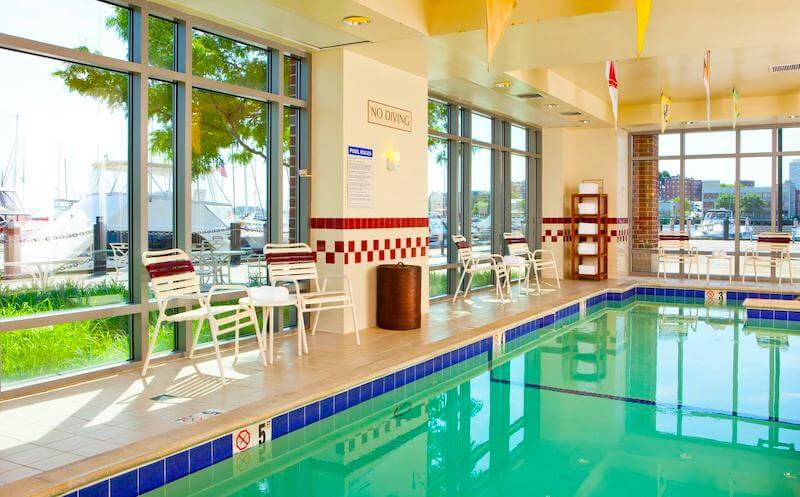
(6, 278), (800, 497)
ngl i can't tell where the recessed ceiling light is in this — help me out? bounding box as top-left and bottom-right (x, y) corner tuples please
(684, 121), (695, 125)
(494, 81), (512, 88)
(342, 15), (370, 26)
(544, 103), (558, 109)
(789, 115), (800, 119)
(580, 119), (591, 124)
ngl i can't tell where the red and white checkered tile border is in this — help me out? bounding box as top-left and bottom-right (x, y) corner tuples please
(541, 217), (629, 243)
(314, 237), (428, 265)
(311, 217), (429, 265)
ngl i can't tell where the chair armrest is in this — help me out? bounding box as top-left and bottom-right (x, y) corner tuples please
(322, 273), (355, 297)
(271, 276), (304, 299)
(205, 284), (252, 305)
(156, 293), (206, 312)
(471, 254), (495, 264)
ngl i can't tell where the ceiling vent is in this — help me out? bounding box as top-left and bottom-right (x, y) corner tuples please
(515, 92), (543, 99)
(769, 63), (800, 73)
(560, 111), (583, 116)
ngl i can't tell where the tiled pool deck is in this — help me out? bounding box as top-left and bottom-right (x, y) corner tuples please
(1, 277), (798, 497)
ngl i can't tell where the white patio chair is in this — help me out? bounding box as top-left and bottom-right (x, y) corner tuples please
(191, 240), (219, 285)
(503, 232), (534, 293)
(452, 235), (512, 303)
(530, 249), (561, 295)
(742, 231), (793, 284)
(109, 242), (128, 282)
(142, 248), (265, 382)
(657, 231), (699, 279)
(263, 243), (360, 346)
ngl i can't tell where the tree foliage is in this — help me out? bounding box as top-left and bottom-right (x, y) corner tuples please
(740, 193), (767, 217)
(714, 193), (735, 209)
(53, 9), (271, 178)
(669, 196), (692, 216)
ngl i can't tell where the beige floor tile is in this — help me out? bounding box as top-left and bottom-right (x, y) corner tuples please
(0, 466), (40, 485)
(3, 446), (63, 467)
(0, 459), (25, 475)
(26, 452), (84, 472)
(65, 440), (120, 458)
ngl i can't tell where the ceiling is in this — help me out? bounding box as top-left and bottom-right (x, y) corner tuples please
(152, 0), (800, 130)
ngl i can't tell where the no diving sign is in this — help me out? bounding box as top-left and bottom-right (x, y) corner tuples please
(232, 419), (271, 454)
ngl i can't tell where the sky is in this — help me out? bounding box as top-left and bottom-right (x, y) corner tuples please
(0, 0), (269, 221)
(659, 131), (800, 188)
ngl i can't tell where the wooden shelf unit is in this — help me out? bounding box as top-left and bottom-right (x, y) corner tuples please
(570, 193), (608, 280)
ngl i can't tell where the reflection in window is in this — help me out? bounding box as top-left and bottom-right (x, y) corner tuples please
(471, 113), (492, 142)
(470, 146), (492, 254)
(191, 89), (268, 285)
(428, 137), (448, 266)
(740, 157), (774, 277)
(428, 100), (448, 133)
(148, 80), (175, 250)
(657, 160), (682, 236)
(0, 49), (129, 315)
(510, 125), (526, 151)
(148, 15), (175, 70)
(684, 130), (735, 155)
(779, 127), (800, 152)
(0, 0), (130, 60)
(657, 133), (680, 156)
(429, 269), (448, 298)
(283, 56), (300, 98)
(740, 129), (772, 153)
(510, 154), (527, 236)
(686, 158), (736, 250)
(282, 106), (300, 243)
(192, 29), (270, 91)
(778, 155), (800, 252)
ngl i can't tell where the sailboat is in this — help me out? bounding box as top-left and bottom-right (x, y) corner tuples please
(24, 159), (267, 260)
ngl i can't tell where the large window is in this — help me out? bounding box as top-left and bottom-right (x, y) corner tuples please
(0, 1), (309, 389)
(470, 146), (492, 255)
(190, 89), (268, 285)
(427, 99), (540, 298)
(631, 126), (800, 280)
(0, 49), (130, 316)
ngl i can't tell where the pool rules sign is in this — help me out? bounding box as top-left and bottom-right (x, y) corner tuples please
(347, 146), (373, 208)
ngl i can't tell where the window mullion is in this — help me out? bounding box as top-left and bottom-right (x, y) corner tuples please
(129, 7), (149, 362)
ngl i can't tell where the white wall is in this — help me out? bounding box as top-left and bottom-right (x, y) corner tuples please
(310, 49), (429, 333)
(542, 127), (630, 278)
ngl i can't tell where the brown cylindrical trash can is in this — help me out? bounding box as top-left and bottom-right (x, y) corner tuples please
(376, 263), (421, 330)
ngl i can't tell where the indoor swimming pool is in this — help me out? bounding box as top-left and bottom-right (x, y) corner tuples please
(126, 295), (800, 497)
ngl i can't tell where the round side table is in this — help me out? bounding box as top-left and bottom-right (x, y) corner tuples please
(240, 287), (307, 364)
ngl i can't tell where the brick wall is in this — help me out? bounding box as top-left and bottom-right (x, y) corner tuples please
(631, 135), (658, 271)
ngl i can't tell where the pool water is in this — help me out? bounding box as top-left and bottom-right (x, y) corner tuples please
(146, 300), (800, 497)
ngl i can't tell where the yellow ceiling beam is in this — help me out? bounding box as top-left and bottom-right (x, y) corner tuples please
(620, 93), (800, 129)
(426, 0), (633, 35)
(507, 67), (615, 126)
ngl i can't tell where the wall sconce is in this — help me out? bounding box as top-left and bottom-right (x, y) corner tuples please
(385, 150), (400, 171)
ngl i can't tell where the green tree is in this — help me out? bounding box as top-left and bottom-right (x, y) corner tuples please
(714, 193), (735, 209)
(740, 193), (767, 217)
(670, 196), (692, 217)
(52, 9), (269, 178)
(428, 101), (448, 163)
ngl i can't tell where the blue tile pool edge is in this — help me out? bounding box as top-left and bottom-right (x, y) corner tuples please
(61, 283), (800, 497)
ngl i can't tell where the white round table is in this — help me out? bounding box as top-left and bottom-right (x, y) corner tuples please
(240, 287), (307, 364)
